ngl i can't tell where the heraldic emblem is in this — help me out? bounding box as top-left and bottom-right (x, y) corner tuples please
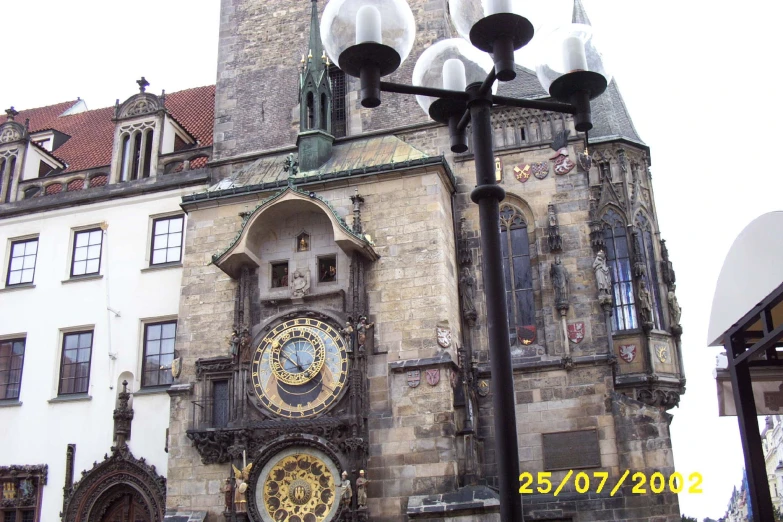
(513, 164), (532, 183)
(655, 343), (670, 363)
(550, 129), (576, 175)
(567, 322), (585, 344)
(407, 370), (421, 388)
(532, 161), (550, 179)
(436, 323), (452, 348)
(619, 344), (637, 363)
(425, 368), (440, 386)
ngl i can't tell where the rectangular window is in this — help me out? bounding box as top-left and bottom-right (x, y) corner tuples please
(271, 262), (289, 288)
(318, 256), (337, 283)
(0, 339), (25, 400)
(71, 229), (103, 277)
(213, 380), (229, 428)
(150, 216), (184, 265)
(142, 321), (176, 387)
(59, 331), (93, 395)
(7, 239), (38, 286)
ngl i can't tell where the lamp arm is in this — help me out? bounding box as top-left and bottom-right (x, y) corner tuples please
(379, 81), (470, 101)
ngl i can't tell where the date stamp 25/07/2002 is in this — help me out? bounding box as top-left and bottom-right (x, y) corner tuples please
(519, 471), (704, 496)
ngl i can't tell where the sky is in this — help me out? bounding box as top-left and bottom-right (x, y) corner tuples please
(3, 0), (783, 519)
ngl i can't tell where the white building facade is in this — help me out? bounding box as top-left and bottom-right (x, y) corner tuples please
(0, 84), (213, 522)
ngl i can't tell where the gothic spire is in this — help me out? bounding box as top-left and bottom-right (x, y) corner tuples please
(306, 0), (327, 77)
(572, 0), (592, 26)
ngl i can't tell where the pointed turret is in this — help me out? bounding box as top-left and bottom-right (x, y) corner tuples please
(572, 0), (592, 26)
(297, 0), (335, 171)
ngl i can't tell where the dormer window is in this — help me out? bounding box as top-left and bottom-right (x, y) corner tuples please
(119, 123), (154, 181)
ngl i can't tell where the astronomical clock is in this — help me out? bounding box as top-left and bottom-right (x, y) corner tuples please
(188, 185), (377, 522)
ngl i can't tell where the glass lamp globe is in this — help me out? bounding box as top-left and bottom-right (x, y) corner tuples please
(321, 0), (416, 77)
(535, 23), (611, 102)
(448, 0), (534, 80)
(412, 38), (495, 118)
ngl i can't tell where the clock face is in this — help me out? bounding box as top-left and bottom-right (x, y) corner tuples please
(251, 318), (349, 418)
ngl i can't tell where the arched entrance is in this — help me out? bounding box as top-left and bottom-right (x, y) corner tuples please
(95, 485), (153, 522)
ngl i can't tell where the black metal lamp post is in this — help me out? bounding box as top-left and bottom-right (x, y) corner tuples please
(321, 1), (612, 520)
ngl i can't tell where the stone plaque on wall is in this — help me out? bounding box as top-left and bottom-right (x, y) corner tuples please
(542, 429), (601, 471)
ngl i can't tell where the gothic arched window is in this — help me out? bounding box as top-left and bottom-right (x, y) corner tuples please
(602, 209), (636, 330)
(635, 213), (664, 329)
(500, 204), (534, 344)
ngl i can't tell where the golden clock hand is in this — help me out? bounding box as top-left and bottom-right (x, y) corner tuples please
(278, 351), (305, 372)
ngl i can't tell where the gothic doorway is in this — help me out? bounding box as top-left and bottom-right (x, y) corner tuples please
(98, 486), (152, 522)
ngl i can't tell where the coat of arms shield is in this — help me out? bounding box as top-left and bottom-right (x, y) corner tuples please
(513, 164), (532, 183)
(436, 326), (452, 348)
(477, 379), (490, 397)
(425, 368), (440, 386)
(517, 325), (537, 345)
(407, 370), (421, 388)
(567, 322), (585, 344)
(655, 343), (670, 363)
(532, 161), (550, 179)
(619, 344), (637, 363)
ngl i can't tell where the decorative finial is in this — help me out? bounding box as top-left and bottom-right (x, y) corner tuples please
(308, 49), (313, 61)
(5, 107), (18, 121)
(301, 54), (306, 66)
(137, 77), (150, 93)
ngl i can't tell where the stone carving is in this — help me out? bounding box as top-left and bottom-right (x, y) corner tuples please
(436, 321), (451, 348)
(283, 153), (299, 177)
(232, 462), (252, 513)
(550, 129), (576, 175)
(638, 280), (654, 327)
(171, 350), (182, 379)
(660, 239), (676, 287)
(547, 204), (562, 252)
(407, 370), (421, 388)
(578, 146), (593, 172)
(459, 267), (477, 326)
(668, 284), (681, 324)
(513, 163), (532, 183)
(0, 124), (23, 143)
(221, 477), (233, 513)
(567, 322), (584, 344)
(494, 156), (502, 182)
(356, 316), (374, 352)
(638, 389), (680, 410)
(113, 380), (134, 448)
(239, 328), (252, 364)
(350, 188), (365, 234)
(5, 107), (19, 121)
(355, 470), (368, 508)
(619, 344), (637, 363)
(532, 161), (550, 179)
(593, 250), (612, 305)
(63, 444), (76, 499)
(655, 343), (670, 364)
(425, 369), (440, 386)
(550, 256), (569, 312)
(339, 471), (352, 507)
(292, 268), (311, 298)
(477, 379), (490, 397)
(195, 355), (234, 379)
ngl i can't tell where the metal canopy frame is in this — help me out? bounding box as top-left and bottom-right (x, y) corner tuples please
(724, 280), (783, 522)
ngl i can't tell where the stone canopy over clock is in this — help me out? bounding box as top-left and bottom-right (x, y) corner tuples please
(251, 317), (350, 418)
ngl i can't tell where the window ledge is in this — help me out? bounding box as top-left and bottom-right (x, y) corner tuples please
(0, 283), (35, 293)
(133, 386), (172, 396)
(0, 399), (22, 408)
(62, 274), (103, 284)
(141, 262), (183, 273)
(48, 394), (92, 403)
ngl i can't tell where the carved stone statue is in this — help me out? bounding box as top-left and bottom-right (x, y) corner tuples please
(221, 478), (233, 513)
(459, 267), (477, 324)
(547, 204), (562, 252)
(593, 250), (612, 300)
(339, 471), (352, 507)
(291, 268), (310, 298)
(232, 463), (252, 513)
(229, 329), (240, 358)
(638, 279), (654, 325)
(550, 256), (569, 312)
(668, 283), (682, 326)
(357, 316), (374, 352)
(340, 320), (355, 352)
(239, 328), (252, 364)
(355, 470), (368, 508)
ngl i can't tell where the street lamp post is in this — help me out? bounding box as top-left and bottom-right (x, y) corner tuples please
(321, 1), (611, 520)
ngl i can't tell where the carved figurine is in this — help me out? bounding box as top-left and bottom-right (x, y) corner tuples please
(547, 204), (562, 252)
(356, 316), (374, 351)
(298, 235), (309, 252)
(593, 250), (612, 299)
(229, 329), (240, 358)
(668, 284), (682, 326)
(221, 478), (233, 513)
(232, 463), (252, 513)
(339, 471), (352, 507)
(459, 267), (477, 322)
(638, 279), (654, 325)
(355, 470), (368, 508)
(239, 328), (252, 364)
(550, 256), (569, 311)
(291, 268), (310, 298)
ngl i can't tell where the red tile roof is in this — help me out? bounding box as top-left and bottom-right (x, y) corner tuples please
(6, 86), (215, 174)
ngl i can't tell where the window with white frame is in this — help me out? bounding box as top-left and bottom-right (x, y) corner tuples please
(71, 229), (103, 277)
(142, 321), (176, 387)
(7, 238), (38, 286)
(119, 122), (155, 181)
(58, 331), (93, 395)
(150, 216), (184, 265)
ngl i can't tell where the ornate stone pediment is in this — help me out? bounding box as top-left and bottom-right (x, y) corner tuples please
(0, 121), (26, 144)
(116, 93), (163, 120)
